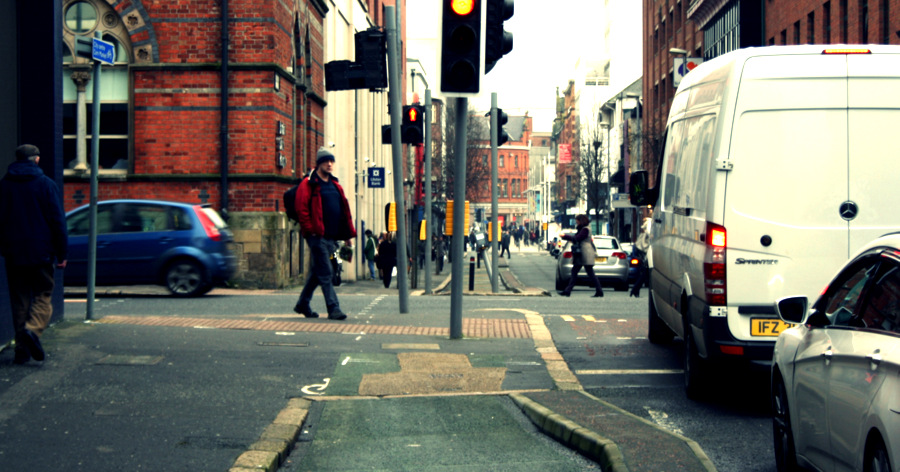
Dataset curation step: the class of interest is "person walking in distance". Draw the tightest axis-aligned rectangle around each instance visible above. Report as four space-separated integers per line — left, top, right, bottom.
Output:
377 232 398 288
364 229 377 280
293 148 356 320
0 145 68 364
558 214 603 298
500 229 511 259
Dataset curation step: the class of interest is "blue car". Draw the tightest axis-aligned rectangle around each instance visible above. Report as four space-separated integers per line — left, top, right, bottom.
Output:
65 200 236 296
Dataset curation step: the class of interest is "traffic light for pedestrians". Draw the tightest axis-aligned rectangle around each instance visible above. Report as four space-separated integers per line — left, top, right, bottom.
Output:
402 105 425 144
484 0 514 74
493 108 509 146
440 0 482 95
74 36 93 60
355 28 387 90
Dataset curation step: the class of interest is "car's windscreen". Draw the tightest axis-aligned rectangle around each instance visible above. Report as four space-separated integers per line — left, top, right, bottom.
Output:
594 238 618 250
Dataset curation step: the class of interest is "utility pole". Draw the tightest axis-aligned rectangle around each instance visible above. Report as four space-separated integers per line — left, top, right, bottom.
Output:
385 6 409 312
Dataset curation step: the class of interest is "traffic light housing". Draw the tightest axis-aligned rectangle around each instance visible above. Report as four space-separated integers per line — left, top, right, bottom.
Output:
440 0 483 95
494 108 509 146
401 105 425 144
74 36 94 60
484 0 514 74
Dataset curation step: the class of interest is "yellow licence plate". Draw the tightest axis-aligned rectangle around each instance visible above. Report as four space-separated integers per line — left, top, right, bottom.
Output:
595 257 607 263
751 318 792 336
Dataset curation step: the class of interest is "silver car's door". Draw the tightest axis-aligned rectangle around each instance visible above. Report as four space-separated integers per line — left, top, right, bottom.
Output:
827 260 900 472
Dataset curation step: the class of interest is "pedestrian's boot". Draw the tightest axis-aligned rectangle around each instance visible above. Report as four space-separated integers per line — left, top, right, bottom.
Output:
592 286 604 298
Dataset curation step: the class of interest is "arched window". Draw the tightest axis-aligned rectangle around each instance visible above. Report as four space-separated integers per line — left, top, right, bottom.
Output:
62 0 132 172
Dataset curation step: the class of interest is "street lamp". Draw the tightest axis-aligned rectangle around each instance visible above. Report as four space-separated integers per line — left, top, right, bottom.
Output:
599 122 610 234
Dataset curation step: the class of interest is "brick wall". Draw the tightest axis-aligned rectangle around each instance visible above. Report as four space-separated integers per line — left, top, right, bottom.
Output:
765 0 900 45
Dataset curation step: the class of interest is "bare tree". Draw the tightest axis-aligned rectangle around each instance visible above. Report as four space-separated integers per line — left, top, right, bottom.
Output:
578 116 607 229
437 105 492 203
631 121 666 186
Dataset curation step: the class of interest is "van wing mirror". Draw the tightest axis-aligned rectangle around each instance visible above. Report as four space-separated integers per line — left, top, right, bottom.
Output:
629 171 658 206
775 296 809 324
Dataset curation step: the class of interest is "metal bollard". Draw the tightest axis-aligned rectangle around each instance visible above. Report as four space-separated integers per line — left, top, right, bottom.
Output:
469 256 475 291
477 249 482 268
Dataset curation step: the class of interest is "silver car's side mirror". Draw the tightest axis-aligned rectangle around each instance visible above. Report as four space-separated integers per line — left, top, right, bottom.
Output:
775 296 809 324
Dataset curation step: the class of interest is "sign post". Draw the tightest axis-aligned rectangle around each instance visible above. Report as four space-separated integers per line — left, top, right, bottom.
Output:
74 32 114 321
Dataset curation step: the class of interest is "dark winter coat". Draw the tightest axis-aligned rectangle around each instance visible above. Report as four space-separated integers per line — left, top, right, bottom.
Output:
0 161 68 266
295 171 357 240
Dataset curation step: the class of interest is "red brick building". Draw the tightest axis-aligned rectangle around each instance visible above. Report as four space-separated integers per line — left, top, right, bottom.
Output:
59 0 394 288
469 114 532 227
551 80 581 222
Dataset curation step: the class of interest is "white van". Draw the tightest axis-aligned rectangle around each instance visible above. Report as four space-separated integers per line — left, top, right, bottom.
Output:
629 45 900 398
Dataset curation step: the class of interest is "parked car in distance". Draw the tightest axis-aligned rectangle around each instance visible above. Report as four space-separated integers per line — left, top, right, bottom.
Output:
555 235 628 291
771 234 899 472
65 200 237 296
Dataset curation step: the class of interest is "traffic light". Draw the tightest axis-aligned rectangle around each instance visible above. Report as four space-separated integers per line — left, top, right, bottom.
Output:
355 28 387 89
401 105 425 144
440 0 482 95
484 0 514 74
493 108 509 146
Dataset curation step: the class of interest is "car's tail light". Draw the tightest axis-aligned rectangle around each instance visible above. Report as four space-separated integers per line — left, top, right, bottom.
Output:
704 222 726 306
612 251 627 260
630 257 640 267
562 251 573 259
194 205 222 242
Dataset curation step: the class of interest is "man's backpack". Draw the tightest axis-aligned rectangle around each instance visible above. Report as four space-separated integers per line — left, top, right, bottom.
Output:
283 183 300 223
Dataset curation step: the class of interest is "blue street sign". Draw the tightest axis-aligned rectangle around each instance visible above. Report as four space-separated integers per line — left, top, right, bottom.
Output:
91 37 115 65
368 167 385 188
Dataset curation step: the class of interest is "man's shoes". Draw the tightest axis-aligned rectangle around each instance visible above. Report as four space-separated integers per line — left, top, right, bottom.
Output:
13 348 30 365
557 291 571 297
21 330 44 361
293 303 319 318
592 290 604 298
328 310 347 321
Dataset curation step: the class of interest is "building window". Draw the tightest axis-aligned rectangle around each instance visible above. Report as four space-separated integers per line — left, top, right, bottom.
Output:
882 0 890 43
860 0 869 43
514 154 518 168
824 2 832 42
808 11 815 43
65 1 97 33
840 0 848 43
62 0 132 173
781 29 787 44
499 154 504 167
500 179 507 198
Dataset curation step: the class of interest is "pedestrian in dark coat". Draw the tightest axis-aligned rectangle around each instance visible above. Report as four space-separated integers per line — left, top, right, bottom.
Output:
0 145 68 363
377 232 398 288
558 214 603 298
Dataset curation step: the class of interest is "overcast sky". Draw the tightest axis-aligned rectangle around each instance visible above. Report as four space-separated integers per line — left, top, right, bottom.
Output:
407 0 604 133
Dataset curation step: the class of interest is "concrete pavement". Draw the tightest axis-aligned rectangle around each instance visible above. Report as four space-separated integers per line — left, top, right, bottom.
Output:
0 244 716 471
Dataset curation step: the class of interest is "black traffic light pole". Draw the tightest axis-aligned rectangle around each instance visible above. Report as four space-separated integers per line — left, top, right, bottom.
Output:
490 93 499 293
386 6 409 312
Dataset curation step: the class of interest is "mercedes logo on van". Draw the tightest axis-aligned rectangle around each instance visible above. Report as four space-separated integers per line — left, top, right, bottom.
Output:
839 201 859 221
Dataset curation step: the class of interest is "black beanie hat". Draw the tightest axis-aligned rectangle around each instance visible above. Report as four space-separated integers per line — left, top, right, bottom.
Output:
15 144 40 161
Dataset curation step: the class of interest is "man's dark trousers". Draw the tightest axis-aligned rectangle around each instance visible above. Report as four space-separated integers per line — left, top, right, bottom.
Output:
297 236 340 315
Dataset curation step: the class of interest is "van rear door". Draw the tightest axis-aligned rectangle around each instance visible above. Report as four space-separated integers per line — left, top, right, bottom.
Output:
847 53 900 250
725 54 850 312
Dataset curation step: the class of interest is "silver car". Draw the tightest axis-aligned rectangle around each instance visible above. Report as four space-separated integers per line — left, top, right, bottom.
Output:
772 234 900 472
555 235 628 291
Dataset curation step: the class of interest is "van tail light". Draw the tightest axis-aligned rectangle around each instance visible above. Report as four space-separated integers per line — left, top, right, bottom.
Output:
704 222 726 306
612 251 627 260
194 205 222 242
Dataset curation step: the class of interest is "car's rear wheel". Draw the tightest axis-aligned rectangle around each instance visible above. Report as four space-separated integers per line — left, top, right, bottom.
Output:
683 316 709 400
648 294 674 344
864 436 891 472
772 374 799 472
165 259 210 297
555 271 566 291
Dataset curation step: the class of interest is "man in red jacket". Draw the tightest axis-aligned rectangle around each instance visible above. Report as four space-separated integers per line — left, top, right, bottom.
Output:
293 148 356 320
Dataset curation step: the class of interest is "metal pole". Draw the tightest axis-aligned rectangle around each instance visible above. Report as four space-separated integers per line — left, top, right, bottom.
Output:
86 31 102 321
449 97 467 339
490 93 499 293
423 89 433 294
385 6 409 312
